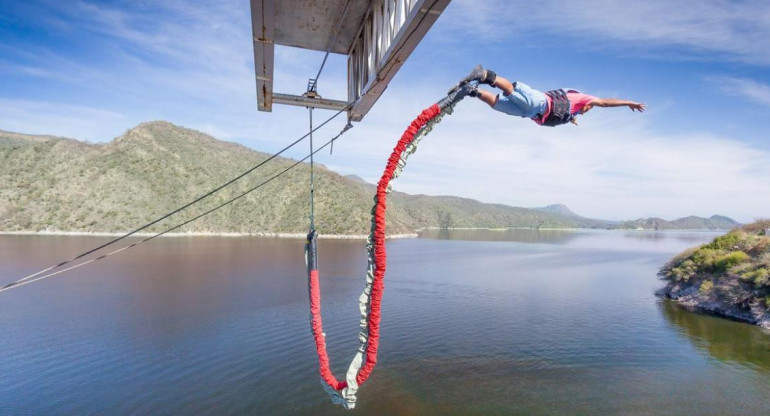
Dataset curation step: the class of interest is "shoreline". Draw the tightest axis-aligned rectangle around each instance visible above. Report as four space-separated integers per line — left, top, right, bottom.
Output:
0 227 729 239
0 230 419 240
417 226 729 232
657 284 770 330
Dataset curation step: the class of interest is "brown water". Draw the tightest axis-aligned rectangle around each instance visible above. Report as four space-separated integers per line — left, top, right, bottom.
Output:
0 231 768 415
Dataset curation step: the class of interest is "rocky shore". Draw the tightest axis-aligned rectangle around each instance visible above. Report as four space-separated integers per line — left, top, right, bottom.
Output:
657 282 770 329
657 221 770 329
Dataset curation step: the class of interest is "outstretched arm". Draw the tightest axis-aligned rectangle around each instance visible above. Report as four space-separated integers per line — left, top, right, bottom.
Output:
591 98 646 112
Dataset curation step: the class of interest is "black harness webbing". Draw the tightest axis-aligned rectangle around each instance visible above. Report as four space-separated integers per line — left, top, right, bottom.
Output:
542 89 572 127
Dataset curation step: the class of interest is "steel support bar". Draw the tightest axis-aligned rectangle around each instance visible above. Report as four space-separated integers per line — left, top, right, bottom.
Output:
273 93 349 111
251 0 275 112
347 0 450 121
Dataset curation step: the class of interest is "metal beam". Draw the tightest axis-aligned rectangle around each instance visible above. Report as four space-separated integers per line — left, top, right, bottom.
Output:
347 0 450 121
272 93 348 111
251 0 275 112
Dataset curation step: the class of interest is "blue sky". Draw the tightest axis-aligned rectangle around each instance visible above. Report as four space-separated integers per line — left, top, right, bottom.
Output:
1 0 769 222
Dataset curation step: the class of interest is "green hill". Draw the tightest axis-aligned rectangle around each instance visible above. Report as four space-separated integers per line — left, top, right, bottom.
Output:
0 121 588 235
0 121 743 235
1 122 390 235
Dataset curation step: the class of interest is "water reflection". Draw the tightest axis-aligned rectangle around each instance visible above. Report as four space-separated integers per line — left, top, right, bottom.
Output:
2 233 768 415
418 228 580 243
621 230 723 244
660 300 770 372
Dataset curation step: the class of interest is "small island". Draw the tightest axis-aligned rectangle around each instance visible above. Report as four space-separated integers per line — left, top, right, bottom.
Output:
657 221 770 329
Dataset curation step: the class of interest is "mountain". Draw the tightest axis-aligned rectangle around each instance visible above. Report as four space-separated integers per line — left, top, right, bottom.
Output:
617 215 741 230
0 122 396 235
534 203 621 228
0 122 741 235
0 122 582 235
535 204 579 217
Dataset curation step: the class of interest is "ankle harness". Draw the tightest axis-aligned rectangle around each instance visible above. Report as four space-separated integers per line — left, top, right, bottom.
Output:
482 70 497 86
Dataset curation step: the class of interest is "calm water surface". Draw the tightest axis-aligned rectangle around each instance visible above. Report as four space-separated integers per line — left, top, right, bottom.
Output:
0 230 768 415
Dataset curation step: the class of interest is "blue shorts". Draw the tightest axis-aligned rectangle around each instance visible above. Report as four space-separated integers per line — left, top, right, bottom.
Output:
492 81 548 119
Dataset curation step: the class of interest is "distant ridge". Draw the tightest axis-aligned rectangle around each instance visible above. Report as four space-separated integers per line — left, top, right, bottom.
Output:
0 122 741 235
534 204 621 228
618 215 740 230
343 174 371 186
535 204 579 217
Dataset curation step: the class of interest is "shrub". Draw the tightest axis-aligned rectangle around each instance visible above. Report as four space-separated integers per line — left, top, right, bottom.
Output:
714 251 750 271
706 232 742 250
738 268 769 286
755 269 770 287
700 280 714 294
738 269 755 282
691 248 723 271
686 248 750 274
666 259 697 281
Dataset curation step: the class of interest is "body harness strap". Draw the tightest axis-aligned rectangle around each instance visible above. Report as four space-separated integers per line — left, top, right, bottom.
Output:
542 89 572 127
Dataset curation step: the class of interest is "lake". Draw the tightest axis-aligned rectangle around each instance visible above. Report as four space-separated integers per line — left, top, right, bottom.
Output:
1 230 769 415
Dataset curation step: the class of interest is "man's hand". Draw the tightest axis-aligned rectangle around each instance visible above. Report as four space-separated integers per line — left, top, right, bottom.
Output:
628 102 646 112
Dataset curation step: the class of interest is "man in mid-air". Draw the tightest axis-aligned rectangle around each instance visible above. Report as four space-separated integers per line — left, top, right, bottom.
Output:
450 65 646 126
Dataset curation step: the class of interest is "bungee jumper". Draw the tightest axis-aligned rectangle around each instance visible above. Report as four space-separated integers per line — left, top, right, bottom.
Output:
302 65 647 409
448 64 646 126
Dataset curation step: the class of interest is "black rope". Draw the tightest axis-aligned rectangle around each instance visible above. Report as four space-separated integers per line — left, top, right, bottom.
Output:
308 107 316 230
0 123 354 293
2 102 353 291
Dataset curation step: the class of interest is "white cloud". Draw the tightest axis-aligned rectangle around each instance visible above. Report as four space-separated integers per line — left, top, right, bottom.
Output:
2 0 768 223
325 82 769 223
0 98 127 141
709 76 770 107
445 0 770 66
